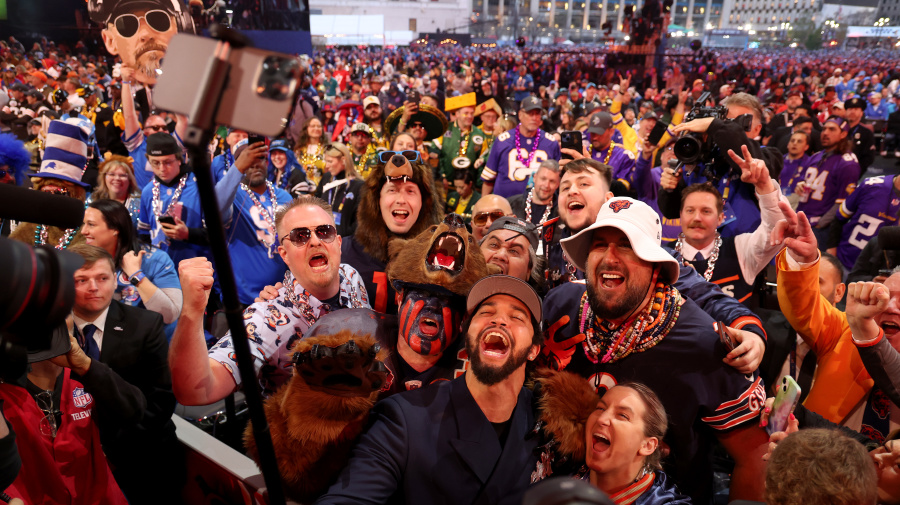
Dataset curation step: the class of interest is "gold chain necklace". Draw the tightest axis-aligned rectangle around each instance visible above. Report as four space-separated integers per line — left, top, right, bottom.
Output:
589 143 614 165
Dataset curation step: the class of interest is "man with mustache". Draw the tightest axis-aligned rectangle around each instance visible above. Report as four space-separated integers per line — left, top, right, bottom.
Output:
90 0 188 86
214 139 293 306
315 275 543 505
545 196 769 503
674 146 786 308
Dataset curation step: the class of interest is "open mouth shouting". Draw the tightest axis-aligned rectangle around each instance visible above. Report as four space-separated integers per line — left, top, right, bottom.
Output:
591 431 611 455
881 320 900 337
308 251 330 273
599 271 625 289
391 208 410 225
479 327 512 360
426 232 465 274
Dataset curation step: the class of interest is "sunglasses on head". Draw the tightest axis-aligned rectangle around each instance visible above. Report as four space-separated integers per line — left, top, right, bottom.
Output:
377 150 421 164
145 124 167 132
113 10 172 37
281 224 337 247
472 210 505 226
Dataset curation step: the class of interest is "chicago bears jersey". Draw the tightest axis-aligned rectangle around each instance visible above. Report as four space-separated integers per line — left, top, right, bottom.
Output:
541 281 765 503
796 151 860 225
482 129 560 198
836 174 900 269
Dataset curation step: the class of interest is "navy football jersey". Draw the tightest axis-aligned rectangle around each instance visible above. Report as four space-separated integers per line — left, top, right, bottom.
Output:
541 281 765 503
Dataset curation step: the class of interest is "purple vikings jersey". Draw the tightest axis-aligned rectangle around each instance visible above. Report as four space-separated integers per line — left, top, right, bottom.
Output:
779 154 809 196
590 143 635 185
796 151 861 225
482 129 561 198
837 175 900 269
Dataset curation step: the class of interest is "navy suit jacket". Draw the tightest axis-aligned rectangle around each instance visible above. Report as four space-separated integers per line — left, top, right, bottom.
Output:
316 374 539 505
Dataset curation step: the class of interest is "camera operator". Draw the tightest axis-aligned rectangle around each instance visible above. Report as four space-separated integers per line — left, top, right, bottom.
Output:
658 92 783 238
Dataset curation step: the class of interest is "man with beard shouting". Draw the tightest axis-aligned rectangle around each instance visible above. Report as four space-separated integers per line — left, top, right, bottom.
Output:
315 275 542 505
543 197 769 503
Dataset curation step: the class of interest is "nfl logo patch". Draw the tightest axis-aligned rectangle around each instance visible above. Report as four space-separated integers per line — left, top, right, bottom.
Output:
72 387 93 408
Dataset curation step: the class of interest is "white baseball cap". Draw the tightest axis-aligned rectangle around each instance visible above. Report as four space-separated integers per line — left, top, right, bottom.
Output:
561 197 680 283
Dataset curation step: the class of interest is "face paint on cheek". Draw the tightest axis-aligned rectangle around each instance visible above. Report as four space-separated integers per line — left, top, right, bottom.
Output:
401 299 426 354
443 306 459 346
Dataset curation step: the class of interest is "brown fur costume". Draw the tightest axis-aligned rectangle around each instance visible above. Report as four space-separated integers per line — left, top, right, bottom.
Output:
385 213 499 297
534 369 600 466
9 178 87 249
244 315 391 503
353 158 443 264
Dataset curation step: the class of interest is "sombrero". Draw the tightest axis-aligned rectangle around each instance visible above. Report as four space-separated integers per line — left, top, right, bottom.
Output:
384 103 448 142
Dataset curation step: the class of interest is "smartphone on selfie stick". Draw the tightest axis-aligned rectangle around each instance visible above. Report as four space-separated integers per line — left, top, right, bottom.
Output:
153 27 301 505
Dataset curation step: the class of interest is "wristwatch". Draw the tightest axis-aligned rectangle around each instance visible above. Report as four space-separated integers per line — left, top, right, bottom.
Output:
129 270 146 286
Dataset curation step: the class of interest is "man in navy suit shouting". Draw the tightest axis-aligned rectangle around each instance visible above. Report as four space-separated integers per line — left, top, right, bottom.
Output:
316 275 543 505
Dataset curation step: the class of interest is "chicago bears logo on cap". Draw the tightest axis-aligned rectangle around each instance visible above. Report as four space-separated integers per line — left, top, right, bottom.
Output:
609 200 632 213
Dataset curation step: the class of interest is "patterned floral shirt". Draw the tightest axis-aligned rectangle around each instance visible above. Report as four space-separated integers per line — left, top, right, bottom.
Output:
208 264 369 397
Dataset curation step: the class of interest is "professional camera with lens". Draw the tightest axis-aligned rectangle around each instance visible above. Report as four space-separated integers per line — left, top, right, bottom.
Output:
0 238 84 381
673 91 751 182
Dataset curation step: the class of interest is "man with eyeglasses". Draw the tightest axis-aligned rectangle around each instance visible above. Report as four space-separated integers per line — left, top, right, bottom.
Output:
136 133 208 266
172 195 369 404
118 63 187 189
470 194 514 242
214 139 293 306
347 122 378 178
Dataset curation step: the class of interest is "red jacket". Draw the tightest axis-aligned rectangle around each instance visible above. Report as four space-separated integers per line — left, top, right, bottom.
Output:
0 369 127 505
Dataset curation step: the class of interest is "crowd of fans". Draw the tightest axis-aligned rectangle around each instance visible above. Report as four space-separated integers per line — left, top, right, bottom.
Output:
2 31 900 505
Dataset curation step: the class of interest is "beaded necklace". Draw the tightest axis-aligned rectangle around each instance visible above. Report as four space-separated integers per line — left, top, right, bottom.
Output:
151 175 188 223
674 232 721 281
525 188 552 225
282 270 319 326
514 126 542 168
34 224 78 250
298 143 324 168
241 181 279 258
589 143 614 164
578 282 682 364
457 126 471 157
355 149 372 178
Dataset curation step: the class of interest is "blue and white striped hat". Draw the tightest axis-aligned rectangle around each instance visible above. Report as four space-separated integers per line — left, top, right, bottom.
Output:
34 117 91 188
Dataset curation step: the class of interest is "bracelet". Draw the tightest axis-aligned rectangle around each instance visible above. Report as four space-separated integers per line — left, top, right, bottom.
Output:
129 270 146 286
122 81 132 85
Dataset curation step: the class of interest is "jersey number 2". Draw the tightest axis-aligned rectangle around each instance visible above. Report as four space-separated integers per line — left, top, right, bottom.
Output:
848 215 884 250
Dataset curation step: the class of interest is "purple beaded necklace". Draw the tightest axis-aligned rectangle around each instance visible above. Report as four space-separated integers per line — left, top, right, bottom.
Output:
514 126 542 167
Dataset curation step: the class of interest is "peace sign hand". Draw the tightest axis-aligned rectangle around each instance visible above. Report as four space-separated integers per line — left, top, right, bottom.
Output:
728 144 774 194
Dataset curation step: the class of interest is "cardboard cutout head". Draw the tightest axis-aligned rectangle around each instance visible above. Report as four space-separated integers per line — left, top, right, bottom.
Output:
88 0 195 86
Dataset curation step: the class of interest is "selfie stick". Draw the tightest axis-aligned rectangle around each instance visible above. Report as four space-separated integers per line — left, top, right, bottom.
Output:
179 25 286 505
